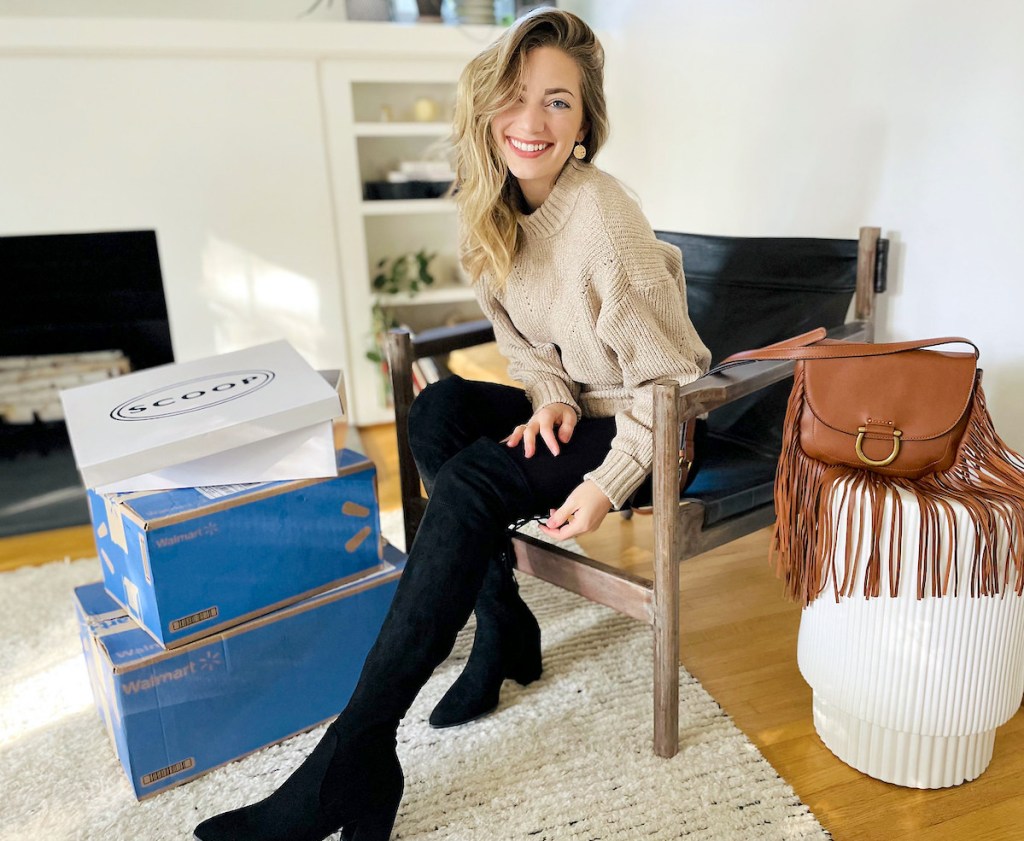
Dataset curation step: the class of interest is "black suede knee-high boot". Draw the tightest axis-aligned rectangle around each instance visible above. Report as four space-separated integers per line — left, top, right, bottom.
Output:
428 538 542 728
408 390 542 730
193 438 536 841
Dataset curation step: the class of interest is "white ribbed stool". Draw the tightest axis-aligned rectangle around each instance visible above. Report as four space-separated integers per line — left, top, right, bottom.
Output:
797 483 1024 788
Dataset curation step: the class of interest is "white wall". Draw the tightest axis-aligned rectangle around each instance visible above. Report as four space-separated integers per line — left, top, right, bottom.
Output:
565 0 1024 449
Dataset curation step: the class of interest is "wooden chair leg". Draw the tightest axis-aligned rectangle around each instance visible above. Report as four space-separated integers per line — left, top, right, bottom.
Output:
653 569 680 758
653 381 680 758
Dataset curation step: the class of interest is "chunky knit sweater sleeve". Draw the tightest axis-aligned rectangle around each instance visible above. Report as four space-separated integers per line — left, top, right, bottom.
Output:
474 285 582 418
580 198 710 507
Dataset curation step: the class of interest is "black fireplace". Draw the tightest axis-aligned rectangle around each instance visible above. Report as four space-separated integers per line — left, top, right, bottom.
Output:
1 230 173 537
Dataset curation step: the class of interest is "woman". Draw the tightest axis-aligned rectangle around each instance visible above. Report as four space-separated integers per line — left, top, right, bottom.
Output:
194 9 709 841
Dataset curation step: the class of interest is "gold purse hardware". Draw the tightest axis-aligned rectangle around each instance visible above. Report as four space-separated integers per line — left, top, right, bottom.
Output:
855 418 902 467
855 426 902 466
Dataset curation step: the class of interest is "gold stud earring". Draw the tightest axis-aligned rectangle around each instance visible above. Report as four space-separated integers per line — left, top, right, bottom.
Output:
573 142 587 160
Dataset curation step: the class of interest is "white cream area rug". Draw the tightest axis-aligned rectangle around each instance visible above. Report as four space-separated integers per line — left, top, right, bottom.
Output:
0 512 829 841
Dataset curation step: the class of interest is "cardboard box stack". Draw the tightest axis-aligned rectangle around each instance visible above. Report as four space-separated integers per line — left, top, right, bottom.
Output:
60 341 402 798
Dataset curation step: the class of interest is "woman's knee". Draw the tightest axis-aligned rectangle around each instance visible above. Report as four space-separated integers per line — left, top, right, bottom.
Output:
431 437 535 514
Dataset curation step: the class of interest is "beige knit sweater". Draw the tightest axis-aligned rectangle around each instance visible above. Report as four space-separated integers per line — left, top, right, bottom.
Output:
473 161 711 508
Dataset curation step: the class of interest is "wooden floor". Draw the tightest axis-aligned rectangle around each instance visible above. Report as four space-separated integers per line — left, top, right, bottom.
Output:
2 422 1021 839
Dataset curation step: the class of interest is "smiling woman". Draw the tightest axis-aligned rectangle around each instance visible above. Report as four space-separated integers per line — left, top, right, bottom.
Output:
193 10 710 841
490 47 588 209
452 7 608 287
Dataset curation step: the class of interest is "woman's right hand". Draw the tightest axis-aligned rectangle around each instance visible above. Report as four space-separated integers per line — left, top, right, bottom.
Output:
502 403 577 458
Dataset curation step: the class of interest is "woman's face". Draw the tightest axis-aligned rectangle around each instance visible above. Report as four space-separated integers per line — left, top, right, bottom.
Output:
490 46 587 210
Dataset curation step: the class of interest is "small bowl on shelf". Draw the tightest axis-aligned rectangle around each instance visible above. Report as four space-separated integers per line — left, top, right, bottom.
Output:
364 180 453 201
421 180 453 199
364 181 415 201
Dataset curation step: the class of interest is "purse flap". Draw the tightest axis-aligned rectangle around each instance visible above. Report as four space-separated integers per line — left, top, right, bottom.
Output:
802 349 977 440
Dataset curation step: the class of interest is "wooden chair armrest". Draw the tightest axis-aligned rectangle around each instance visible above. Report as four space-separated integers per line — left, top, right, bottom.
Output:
674 320 871 420
401 319 496 360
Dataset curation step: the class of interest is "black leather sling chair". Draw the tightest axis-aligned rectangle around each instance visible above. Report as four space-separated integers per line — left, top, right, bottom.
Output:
386 226 888 758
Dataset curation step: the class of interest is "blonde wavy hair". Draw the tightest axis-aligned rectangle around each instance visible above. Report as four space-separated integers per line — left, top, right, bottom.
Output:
451 9 608 287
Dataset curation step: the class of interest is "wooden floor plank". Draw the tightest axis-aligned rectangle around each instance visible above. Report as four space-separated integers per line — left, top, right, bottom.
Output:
0 523 95 571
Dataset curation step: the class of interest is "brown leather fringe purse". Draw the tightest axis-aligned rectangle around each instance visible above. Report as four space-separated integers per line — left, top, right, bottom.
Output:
720 330 1024 605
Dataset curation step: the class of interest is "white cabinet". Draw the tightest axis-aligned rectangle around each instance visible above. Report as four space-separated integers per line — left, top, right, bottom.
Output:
0 19 499 425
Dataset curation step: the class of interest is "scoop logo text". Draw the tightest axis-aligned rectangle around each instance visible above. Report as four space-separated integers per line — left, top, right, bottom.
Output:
110 370 275 421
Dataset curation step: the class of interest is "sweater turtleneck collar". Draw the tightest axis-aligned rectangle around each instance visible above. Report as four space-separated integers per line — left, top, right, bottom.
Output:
516 160 591 239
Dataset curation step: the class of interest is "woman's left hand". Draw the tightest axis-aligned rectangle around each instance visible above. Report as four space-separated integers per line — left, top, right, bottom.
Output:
538 480 613 541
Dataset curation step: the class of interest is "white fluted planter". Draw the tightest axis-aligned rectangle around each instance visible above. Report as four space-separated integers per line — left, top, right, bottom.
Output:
798 483 1024 788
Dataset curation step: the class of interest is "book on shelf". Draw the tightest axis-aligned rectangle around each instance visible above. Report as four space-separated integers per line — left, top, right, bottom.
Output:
410 360 427 395
401 325 442 397
417 355 441 385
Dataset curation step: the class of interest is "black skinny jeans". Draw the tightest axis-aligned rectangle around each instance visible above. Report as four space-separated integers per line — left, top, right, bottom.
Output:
408 375 641 520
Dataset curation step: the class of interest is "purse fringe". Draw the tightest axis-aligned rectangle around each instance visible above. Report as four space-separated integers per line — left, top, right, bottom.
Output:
772 368 1024 604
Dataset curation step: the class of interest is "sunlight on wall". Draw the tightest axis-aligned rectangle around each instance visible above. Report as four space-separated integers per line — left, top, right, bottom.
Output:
202 236 328 366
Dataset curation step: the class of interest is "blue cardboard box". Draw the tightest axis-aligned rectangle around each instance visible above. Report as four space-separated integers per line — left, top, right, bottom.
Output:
87 448 383 648
74 545 404 800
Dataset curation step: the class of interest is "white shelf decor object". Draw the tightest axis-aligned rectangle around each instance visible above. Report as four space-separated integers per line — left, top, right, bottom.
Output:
798 481 1024 788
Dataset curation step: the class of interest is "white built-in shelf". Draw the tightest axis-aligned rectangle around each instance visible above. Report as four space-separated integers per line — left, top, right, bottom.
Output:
0 19 504 61
354 121 451 137
361 199 456 215
375 285 475 305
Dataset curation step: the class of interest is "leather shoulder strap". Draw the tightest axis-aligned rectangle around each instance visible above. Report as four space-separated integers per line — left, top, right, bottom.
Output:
719 334 979 367
704 328 825 377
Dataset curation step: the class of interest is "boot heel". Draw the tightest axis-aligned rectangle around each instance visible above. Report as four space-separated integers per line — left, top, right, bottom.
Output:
507 624 542 685
345 797 401 841
507 653 542 685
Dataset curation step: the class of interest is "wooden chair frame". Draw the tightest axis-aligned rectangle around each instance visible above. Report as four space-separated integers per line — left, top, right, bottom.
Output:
385 226 884 758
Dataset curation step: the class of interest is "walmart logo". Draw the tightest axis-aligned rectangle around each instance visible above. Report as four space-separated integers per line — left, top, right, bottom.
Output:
121 647 224 695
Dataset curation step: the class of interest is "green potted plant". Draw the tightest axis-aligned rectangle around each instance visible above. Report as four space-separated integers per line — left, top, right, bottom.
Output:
366 249 437 403
371 249 437 297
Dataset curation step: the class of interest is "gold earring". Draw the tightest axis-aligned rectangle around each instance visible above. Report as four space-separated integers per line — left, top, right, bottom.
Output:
573 142 587 160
